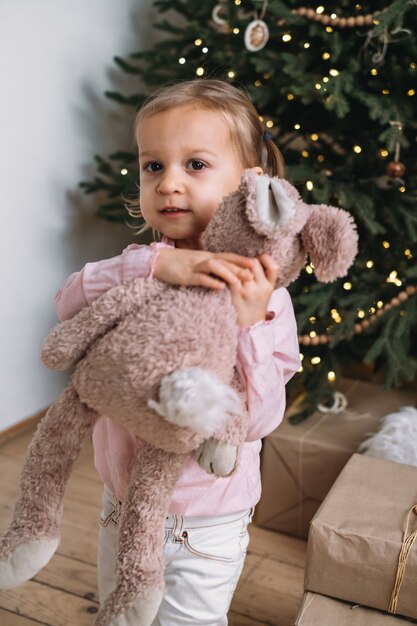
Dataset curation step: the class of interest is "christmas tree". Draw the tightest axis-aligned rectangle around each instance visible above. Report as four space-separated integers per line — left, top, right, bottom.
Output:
81 0 417 419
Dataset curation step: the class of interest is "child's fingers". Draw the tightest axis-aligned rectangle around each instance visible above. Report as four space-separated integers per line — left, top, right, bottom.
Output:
197 259 251 285
259 254 279 284
216 253 255 269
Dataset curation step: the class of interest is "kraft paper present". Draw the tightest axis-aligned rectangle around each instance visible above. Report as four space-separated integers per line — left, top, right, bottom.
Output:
255 379 416 538
295 592 416 625
305 454 417 621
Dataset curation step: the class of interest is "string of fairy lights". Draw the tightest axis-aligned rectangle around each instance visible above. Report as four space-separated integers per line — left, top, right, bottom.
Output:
118 2 416 386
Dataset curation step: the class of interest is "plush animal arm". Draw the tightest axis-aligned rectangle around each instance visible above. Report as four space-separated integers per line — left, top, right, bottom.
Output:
41 277 152 371
301 204 358 282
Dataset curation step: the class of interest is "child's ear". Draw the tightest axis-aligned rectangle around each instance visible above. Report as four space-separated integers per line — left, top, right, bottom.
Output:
250 166 263 176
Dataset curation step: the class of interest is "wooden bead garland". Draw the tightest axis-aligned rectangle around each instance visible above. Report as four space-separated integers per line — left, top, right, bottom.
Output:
294 7 378 28
298 284 417 346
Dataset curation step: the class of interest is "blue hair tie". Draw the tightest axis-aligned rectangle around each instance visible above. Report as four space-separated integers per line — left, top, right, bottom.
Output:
262 130 273 142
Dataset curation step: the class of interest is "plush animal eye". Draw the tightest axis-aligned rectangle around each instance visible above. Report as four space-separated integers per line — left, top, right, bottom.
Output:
187 160 206 171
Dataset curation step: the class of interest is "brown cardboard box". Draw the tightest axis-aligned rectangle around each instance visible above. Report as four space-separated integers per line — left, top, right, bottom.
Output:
305 454 417 621
256 379 416 538
295 592 416 625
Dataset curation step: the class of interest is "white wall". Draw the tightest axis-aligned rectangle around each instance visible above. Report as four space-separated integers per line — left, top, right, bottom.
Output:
0 0 156 432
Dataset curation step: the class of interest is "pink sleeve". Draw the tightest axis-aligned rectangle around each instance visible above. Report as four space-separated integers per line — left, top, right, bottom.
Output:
55 241 170 321
236 288 300 442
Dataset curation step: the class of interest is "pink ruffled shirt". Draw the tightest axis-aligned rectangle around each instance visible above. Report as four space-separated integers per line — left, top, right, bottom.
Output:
55 240 300 515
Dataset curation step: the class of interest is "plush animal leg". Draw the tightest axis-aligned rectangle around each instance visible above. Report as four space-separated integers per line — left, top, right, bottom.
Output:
196 438 238 476
148 367 242 438
95 445 187 626
0 385 97 589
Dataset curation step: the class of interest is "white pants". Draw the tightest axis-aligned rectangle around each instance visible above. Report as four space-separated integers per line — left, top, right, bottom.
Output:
97 489 252 626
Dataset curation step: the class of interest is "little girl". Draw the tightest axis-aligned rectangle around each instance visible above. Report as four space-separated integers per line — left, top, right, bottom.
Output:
55 79 300 626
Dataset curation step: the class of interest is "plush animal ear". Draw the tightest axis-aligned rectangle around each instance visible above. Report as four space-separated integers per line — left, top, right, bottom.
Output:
301 204 358 282
244 172 300 235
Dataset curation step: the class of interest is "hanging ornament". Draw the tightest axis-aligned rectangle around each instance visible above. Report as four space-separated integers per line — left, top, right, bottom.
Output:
244 0 269 52
211 2 232 33
376 121 406 188
212 4 227 26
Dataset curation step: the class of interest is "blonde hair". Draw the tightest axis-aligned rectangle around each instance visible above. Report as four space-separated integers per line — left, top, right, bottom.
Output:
127 79 285 233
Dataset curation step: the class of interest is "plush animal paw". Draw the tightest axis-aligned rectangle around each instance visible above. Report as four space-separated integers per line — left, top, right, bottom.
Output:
95 589 163 626
0 537 59 589
148 368 241 438
196 438 238 477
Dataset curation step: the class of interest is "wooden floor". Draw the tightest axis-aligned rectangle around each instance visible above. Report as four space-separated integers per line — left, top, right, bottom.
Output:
0 426 306 626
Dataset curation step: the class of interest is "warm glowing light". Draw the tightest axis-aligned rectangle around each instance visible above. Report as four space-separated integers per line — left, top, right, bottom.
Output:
202 47 208 53
366 260 374 268
266 120 274 128
302 150 309 157
383 241 390 249
298 365 304 373
311 133 319 141
255 80 262 87
317 154 325 162
228 71 235 78
259 116 264 122
343 282 352 290
309 316 316 323
235 0 241 4
305 264 314 274
263 72 271 79
315 83 322 90
330 13 337 19
405 249 412 259
196 67 205 76
179 57 186 64
322 52 330 60
399 186 406 193
233 27 240 34
329 69 339 77
369 307 376 314
306 180 314 191
121 168 128 175
309 331 317 338
300 353 304 361
358 310 365 319
382 89 390 95
328 371 336 382
294 123 301 130
282 33 292 42
377 301 383 309
379 149 389 158
371 69 378 76
304 42 310 48
323 77 330 83
326 26 333 32
287 93 295 100
194 38 202 46
311 356 321 365
353 145 362 153
316 6 325 13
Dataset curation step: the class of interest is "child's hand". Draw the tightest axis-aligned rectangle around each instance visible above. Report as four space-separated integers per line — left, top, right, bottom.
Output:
154 247 254 290
229 254 279 327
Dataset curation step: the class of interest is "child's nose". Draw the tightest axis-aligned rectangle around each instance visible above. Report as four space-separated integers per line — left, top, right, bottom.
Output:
157 168 185 194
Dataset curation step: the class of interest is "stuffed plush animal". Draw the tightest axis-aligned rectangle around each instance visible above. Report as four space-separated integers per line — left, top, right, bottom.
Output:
0 170 358 626
359 406 417 466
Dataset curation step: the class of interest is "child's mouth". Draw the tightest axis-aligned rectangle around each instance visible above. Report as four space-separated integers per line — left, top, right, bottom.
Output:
160 207 190 216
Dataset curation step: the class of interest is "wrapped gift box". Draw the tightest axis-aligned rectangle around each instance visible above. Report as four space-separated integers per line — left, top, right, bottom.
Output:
255 379 416 538
305 454 417 621
295 592 415 625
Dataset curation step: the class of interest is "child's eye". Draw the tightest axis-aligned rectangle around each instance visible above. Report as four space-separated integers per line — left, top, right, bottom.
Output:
187 160 206 171
144 162 162 172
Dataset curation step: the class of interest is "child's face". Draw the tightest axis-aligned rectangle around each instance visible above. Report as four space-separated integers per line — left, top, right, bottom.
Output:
137 105 248 248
